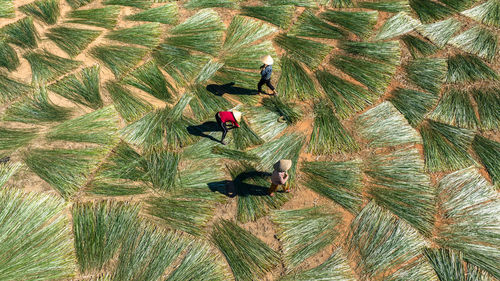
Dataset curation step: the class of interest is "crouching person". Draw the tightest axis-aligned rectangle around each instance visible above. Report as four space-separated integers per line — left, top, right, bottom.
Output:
268 159 292 196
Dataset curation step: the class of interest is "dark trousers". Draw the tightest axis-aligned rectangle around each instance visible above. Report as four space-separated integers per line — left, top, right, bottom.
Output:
215 113 228 143
258 78 275 92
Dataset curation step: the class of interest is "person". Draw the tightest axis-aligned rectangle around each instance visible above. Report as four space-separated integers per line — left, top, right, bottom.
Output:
215 110 242 145
258 55 278 96
268 159 292 196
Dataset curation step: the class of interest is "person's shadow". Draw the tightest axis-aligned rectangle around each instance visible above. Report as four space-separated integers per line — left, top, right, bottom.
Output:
187 121 221 142
208 170 271 198
206 82 257 96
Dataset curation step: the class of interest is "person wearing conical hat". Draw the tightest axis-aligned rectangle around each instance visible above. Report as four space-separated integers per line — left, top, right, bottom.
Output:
269 159 292 196
258 55 278 96
215 110 242 145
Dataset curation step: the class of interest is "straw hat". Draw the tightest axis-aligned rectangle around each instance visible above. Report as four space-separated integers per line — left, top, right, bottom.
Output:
261 55 274 65
232 110 242 123
274 159 292 172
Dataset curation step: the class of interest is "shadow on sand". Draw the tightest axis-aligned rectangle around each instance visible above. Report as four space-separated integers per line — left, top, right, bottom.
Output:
206 82 257 96
208 171 272 198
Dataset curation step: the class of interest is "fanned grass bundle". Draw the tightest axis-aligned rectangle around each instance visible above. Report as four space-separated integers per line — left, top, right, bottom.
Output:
348 201 428 279
223 16 276 53
47 106 119 145
154 46 211 87
0 73 31 102
106 23 161 48
195 59 224 83
166 241 230 281
290 10 346 39
19 0 59 25
472 135 500 186
401 34 438 59
405 58 447 94
98 142 145 181
211 146 260 161
66 7 120 29
185 0 237 9
355 101 421 147
47 27 101 57
146 193 216 235
462 0 500 27
176 160 227 194
339 40 401 65
65 0 94 9
24 50 81 84
48 65 102 109
279 249 357 281
430 89 478 129
72 201 140 273
210 67 261 102
231 118 264 150
449 26 498 62
275 35 332 70
143 149 180 191
331 55 396 93
0 0 14 18
124 61 174 102
417 18 461 47
472 88 500 130
121 94 196 150
357 0 409 12
188 84 232 121
245 106 287 141
409 0 455 23
24 147 107 198
105 82 153 122
446 54 498 83
166 9 224 56
2 17 39 49
86 180 146 197
384 256 438 280
437 0 475 11
0 40 19 71
365 147 435 236
375 12 419 40
0 162 21 187
112 224 187 281
103 0 150 9
241 5 295 28
436 167 500 278
212 219 279 281
424 248 488 281
309 102 358 155
321 10 378 38
228 163 292 222
262 96 301 125
90 45 147 78
0 127 38 151
252 133 304 184
0 188 74 281
126 3 178 24
420 120 475 172
268 0 317 7
224 40 276 69
302 160 363 213
4 89 72 124
271 207 340 270
388 87 437 126
277 56 319 100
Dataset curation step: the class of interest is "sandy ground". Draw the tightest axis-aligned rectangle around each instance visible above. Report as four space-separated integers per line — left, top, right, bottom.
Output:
2 0 499 280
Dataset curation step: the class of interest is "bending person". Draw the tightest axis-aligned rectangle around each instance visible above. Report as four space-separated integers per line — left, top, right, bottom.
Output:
215 110 241 145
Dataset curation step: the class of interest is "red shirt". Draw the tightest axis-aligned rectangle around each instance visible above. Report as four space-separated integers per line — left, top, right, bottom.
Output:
218 111 240 127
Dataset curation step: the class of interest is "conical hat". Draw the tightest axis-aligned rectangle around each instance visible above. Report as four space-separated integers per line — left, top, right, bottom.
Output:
261 55 274 65
232 110 242 123
273 159 292 172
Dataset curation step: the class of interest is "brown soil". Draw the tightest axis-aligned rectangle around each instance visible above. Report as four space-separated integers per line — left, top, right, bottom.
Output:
2 1 500 281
